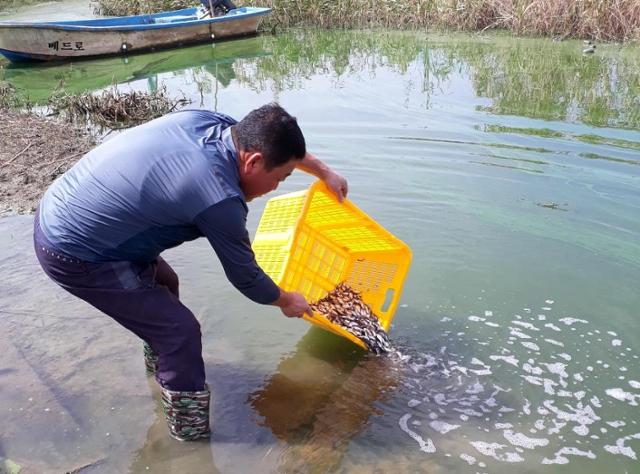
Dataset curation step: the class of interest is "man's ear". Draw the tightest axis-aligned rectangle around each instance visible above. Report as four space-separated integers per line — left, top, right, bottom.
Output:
243 152 264 175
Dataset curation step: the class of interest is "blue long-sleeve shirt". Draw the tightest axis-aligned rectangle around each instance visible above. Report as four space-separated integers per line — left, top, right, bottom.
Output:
38 109 280 304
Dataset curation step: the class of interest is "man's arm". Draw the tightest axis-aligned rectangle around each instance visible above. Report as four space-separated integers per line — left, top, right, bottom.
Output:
194 198 311 318
296 152 349 202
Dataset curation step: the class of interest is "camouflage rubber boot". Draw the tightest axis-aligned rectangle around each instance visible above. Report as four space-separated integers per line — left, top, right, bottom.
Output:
143 342 159 375
161 385 211 441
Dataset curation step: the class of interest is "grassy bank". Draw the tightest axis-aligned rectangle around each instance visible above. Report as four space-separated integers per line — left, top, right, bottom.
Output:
90 0 640 42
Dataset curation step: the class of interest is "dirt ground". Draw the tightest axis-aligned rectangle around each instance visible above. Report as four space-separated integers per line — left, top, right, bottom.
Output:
0 109 96 215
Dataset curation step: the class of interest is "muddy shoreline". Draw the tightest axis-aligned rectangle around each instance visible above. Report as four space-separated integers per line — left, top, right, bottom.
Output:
0 110 96 215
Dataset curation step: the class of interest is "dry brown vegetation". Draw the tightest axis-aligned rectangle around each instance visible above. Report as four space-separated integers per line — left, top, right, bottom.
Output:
49 85 191 129
92 0 640 42
243 0 640 42
0 110 96 214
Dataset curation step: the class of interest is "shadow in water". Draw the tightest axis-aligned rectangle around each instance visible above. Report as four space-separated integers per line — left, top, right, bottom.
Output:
249 327 401 473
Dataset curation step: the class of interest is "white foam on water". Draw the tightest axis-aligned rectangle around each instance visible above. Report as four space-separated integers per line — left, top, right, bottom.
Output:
489 355 519 367
470 357 487 366
534 419 546 430
460 453 476 465
545 362 568 379
495 423 513 429
604 433 640 460
484 311 493 317
547 419 567 435
620 366 627 372
408 399 421 408
522 398 531 415
538 314 546 321
590 396 601 407
510 328 532 339
543 379 558 396
544 323 562 332
440 317 452 322
573 372 584 383
573 425 589 436
545 300 554 305
611 339 622 347
523 308 531 313
470 368 492 376
523 363 544 375
541 307 552 311
512 321 540 331
605 420 625 428
429 420 460 434
558 317 588 326
466 381 484 394
557 353 572 361
629 380 640 389
434 393 448 406
521 341 540 351
542 447 596 465
607 331 618 337
605 388 639 406
453 407 483 417
485 322 500 327
503 429 549 449
484 397 497 408
543 399 600 435
470 441 524 463
522 375 543 386
399 414 436 453
469 315 485 322
573 390 585 400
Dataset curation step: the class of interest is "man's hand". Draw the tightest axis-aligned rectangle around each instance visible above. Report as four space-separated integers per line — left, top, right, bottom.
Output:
296 152 349 202
272 289 313 318
323 170 348 203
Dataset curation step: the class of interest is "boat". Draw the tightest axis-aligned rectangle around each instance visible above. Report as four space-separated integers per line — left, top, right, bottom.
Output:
0 6 271 62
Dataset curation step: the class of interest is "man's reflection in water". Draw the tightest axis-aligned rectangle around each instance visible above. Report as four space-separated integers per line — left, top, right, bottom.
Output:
249 328 401 473
128 378 220 474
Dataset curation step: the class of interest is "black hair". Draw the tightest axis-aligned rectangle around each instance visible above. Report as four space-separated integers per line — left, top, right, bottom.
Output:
234 103 306 170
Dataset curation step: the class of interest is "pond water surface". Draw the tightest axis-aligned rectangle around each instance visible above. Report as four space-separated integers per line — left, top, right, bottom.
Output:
1 11 639 474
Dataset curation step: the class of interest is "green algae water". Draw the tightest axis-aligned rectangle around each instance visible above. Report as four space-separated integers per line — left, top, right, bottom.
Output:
1 25 639 473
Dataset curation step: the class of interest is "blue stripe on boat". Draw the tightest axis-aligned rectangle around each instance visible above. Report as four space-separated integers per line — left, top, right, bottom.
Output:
0 7 270 32
0 48 35 62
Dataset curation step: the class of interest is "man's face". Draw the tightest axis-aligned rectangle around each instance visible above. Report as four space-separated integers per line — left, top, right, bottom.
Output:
240 152 297 202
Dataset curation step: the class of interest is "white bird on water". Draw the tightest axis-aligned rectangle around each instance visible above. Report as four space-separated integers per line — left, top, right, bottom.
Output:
583 40 596 54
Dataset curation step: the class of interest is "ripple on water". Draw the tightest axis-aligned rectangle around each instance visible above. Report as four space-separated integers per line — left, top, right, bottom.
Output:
392 298 640 470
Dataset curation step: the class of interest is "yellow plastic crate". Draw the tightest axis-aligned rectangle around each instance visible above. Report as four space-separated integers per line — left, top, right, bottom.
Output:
252 180 412 350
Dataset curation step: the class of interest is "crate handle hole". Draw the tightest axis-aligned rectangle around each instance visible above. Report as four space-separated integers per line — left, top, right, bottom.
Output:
381 288 395 313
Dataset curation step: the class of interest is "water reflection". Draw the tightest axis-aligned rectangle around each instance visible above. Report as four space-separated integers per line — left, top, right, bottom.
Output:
2 30 638 130
233 31 639 130
250 328 400 473
2 37 268 104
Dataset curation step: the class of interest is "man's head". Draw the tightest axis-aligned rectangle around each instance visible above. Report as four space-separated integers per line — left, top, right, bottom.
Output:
234 103 306 201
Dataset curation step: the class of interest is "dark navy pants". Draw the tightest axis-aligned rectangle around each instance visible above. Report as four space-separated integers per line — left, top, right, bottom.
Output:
33 211 205 392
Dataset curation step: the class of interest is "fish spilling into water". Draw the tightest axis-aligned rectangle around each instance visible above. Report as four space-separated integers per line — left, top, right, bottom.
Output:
311 283 393 354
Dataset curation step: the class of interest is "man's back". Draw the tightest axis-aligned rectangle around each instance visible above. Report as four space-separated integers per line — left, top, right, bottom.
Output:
39 110 242 262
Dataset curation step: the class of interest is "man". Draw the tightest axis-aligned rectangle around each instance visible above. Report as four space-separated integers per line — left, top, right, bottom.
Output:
198 0 236 18
33 104 348 441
